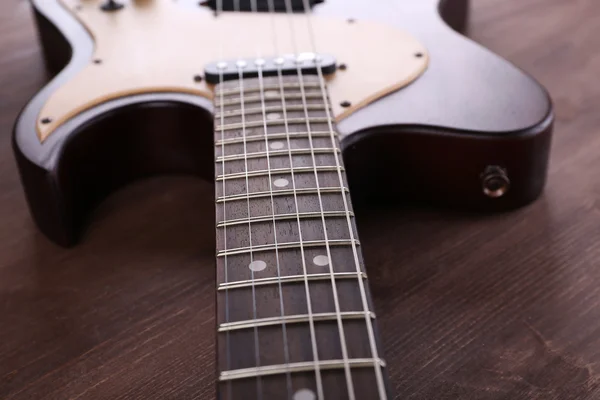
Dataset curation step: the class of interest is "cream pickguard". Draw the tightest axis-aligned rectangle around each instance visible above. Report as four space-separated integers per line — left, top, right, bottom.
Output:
36 0 428 141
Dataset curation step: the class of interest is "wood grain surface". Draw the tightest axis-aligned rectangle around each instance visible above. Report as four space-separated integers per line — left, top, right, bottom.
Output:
1 0 599 399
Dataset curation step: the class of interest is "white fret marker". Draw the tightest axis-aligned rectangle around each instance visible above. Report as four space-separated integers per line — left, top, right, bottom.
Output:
267 113 281 121
248 260 267 272
273 178 289 188
270 141 285 150
293 389 316 400
313 255 330 267
265 90 279 98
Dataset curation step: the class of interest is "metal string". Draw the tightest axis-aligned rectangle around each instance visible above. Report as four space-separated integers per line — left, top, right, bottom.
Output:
217 3 268 399
218 1 385 398
237 68 264 400
264 1 327 398
298 0 388 398
215 2 234 400
235 3 268 400
251 0 294 397
283 0 355 398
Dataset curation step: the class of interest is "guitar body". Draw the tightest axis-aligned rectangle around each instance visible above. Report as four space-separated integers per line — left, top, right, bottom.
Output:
12 1 554 398
13 0 553 248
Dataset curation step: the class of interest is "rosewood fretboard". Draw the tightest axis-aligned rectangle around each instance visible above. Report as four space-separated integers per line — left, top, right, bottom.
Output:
214 75 390 400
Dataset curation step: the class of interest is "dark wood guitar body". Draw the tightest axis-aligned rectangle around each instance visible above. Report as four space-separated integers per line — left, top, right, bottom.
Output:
13 0 552 249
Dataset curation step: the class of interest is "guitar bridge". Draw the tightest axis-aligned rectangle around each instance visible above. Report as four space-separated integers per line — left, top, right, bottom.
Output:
204 53 337 84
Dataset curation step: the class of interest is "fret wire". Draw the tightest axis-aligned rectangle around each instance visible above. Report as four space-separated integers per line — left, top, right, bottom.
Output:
305 9 387 397
237 65 264 399
218 311 376 332
216 82 322 97
212 51 384 400
216 147 340 162
216 117 330 131
218 271 367 291
215 91 326 107
215 104 330 119
219 358 387 382
217 166 343 181
275 63 324 396
209 17 384 400
217 186 349 203
215 131 334 146
216 210 353 228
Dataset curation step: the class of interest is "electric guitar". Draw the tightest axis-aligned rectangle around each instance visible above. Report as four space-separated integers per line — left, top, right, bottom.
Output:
12 0 554 398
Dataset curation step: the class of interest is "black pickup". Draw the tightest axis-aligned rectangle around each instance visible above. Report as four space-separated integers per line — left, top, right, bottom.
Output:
201 0 324 12
204 53 336 84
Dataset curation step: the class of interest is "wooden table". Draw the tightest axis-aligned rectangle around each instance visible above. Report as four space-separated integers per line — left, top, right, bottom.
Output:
1 1 599 399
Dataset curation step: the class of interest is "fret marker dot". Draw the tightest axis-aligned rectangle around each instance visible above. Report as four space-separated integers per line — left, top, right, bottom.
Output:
270 141 285 150
267 112 281 121
248 260 267 272
294 389 316 400
313 255 330 266
273 178 289 188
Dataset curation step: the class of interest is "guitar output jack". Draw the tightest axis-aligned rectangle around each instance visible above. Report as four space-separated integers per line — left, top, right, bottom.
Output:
481 166 510 198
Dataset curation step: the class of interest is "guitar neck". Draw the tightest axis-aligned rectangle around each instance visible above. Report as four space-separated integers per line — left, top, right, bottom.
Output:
214 75 390 399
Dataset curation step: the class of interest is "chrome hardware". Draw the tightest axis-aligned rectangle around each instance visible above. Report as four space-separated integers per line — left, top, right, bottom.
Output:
205 54 337 84
481 166 510 198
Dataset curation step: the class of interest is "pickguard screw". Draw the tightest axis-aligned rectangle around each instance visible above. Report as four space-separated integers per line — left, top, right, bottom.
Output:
41 117 52 124
93 59 103 64
347 18 356 24
415 52 424 58
194 75 203 82
340 101 351 108
338 63 347 71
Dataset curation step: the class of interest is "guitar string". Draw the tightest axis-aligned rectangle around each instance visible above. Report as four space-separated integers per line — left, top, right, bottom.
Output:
266 0 326 398
298 0 388 398
218 2 379 398
215 1 233 400
284 0 355 398
251 0 294 397
217 3 279 399
238 69 264 400
236 3 267 400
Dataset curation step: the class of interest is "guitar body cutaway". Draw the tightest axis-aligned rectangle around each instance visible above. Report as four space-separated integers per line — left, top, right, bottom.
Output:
13 0 553 247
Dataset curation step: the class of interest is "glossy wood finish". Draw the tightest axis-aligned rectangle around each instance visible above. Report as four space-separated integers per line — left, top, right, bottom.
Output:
13 0 553 248
3 1 596 400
